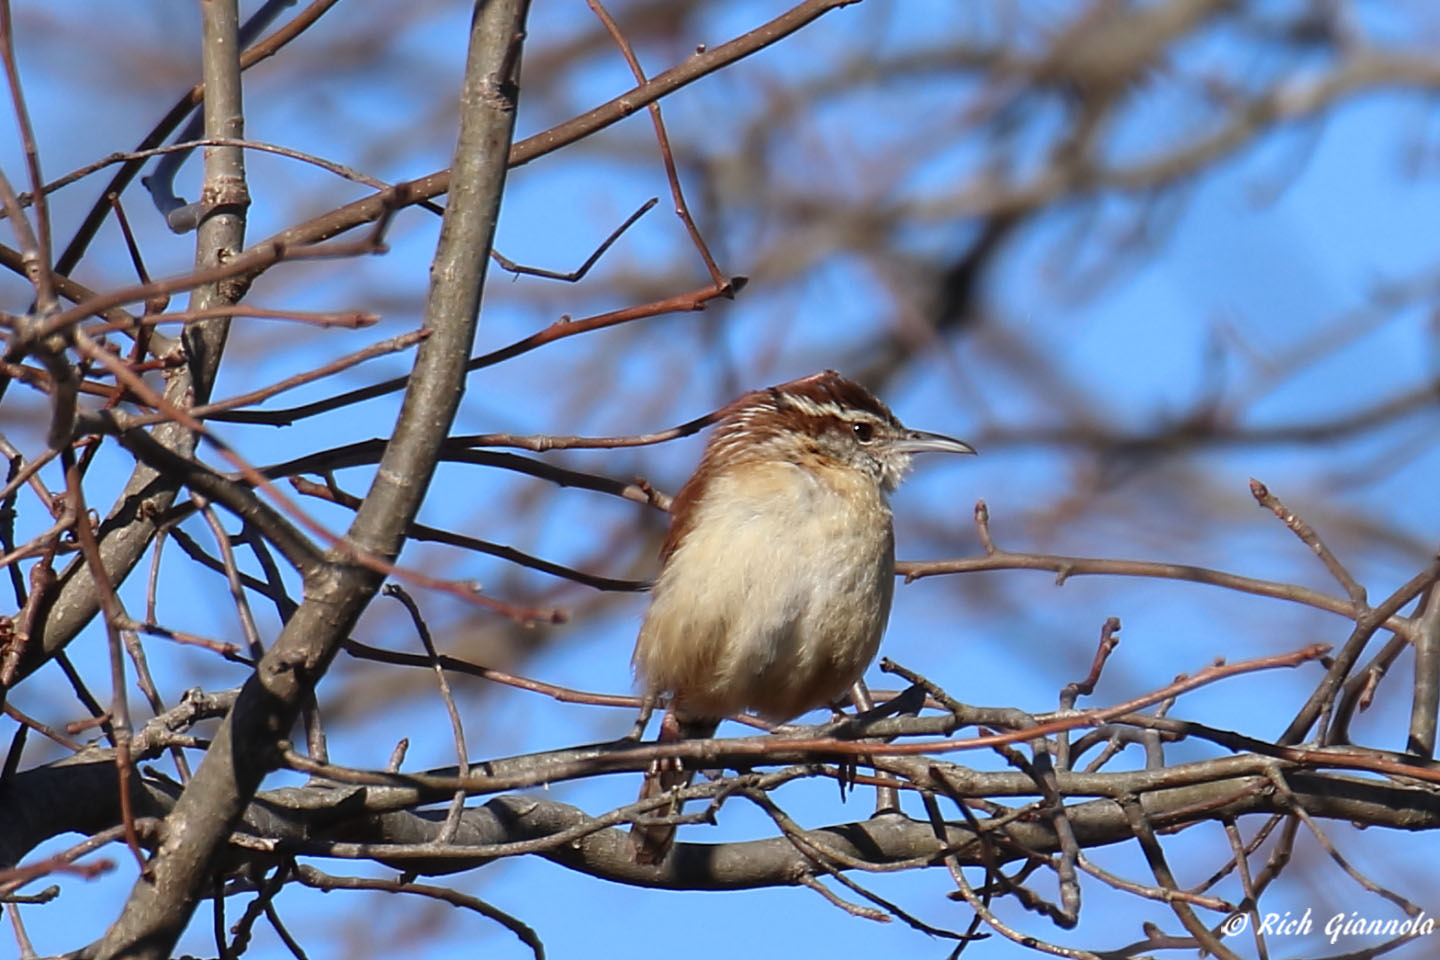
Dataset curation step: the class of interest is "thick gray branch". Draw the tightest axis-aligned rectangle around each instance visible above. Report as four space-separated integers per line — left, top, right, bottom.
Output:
7 757 1440 895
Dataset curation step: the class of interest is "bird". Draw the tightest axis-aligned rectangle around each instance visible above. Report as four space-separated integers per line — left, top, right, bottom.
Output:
628 369 975 864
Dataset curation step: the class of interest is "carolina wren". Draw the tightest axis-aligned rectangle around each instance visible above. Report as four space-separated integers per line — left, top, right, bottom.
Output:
629 370 974 863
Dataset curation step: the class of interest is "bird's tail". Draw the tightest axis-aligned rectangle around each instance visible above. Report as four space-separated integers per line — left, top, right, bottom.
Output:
629 712 718 865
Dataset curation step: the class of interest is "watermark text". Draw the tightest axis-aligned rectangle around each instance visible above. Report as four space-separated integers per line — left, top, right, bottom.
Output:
1221 908 1434 945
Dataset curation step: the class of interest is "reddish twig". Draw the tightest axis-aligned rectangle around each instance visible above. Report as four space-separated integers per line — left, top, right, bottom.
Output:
212 278 746 426
1062 617 1121 705
79 334 562 624
136 328 426 424
88 304 379 335
27 212 396 347
2 703 83 752
0 841 119 897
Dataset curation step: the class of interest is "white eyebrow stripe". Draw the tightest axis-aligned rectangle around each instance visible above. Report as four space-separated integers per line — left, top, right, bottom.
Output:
781 395 831 418
766 393 891 425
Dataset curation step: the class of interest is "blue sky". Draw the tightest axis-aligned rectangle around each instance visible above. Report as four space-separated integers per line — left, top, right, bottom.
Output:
7 1 1440 958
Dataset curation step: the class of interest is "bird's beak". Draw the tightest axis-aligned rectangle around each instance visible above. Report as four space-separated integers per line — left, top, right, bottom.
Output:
891 429 976 456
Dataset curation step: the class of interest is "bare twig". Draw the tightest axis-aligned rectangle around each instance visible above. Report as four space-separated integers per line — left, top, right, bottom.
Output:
588 0 729 289
1279 559 1440 745
195 499 264 659
901 501 1416 638
1120 797 1241 960
292 864 543 959
212 279 745 426
291 476 647 591
384 584 470 842
1061 617 1122 706
64 452 145 874
1250 478 1366 606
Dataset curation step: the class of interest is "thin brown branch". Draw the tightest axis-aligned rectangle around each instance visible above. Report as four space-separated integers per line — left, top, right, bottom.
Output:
27 221 393 349
900 502 1415 639
194 499 264 659
81 340 560 624
588 0 728 289
87 304 380 336
1062 617 1122 705
339 636 680 716
1279 558 1440 745
383 584 469 842
449 404 723 451
490 196 657 281
141 328 425 423
1120 797 1241 960
2 702 83 752
64 451 146 875
211 278 745 426
0 825 125 897
259 441 664 511
291 476 647 592
292 864 543 960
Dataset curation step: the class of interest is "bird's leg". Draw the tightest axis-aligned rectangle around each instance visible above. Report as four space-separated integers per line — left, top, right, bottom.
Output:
630 711 717 864
827 686 861 801
849 680 900 813
654 709 687 779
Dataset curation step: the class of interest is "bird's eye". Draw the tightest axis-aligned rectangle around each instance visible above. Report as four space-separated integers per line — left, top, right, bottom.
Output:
852 421 874 443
